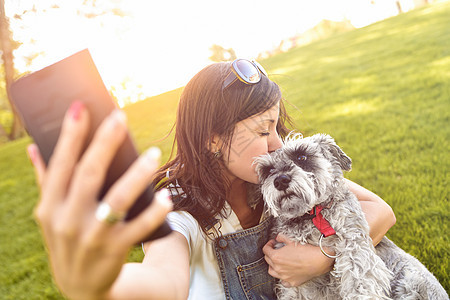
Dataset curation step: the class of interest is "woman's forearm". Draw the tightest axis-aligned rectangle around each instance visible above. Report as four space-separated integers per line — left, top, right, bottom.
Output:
345 179 396 245
108 232 190 300
107 263 187 300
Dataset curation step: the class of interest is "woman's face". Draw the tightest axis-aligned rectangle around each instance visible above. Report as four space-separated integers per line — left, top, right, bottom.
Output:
221 103 283 184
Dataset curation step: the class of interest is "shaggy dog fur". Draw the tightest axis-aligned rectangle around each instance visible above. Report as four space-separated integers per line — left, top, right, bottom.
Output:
254 133 448 300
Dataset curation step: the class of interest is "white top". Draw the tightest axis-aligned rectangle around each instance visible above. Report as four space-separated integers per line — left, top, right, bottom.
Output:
166 204 264 300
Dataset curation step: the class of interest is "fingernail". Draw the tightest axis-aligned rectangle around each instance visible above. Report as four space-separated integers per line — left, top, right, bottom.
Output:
27 144 36 165
156 189 172 207
111 109 127 124
106 109 127 129
145 147 161 162
68 101 84 121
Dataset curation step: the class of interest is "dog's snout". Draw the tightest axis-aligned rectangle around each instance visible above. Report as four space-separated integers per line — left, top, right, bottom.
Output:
274 174 291 191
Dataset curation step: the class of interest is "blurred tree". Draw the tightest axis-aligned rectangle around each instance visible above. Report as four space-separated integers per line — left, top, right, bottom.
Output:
0 0 24 140
209 44 236 62
395 0 403 14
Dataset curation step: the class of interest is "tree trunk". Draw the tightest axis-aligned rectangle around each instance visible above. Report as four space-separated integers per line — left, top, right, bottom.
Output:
0 0 24 140
396 1 403 14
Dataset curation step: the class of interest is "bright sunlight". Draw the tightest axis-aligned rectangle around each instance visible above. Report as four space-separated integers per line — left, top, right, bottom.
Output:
6 0 421 106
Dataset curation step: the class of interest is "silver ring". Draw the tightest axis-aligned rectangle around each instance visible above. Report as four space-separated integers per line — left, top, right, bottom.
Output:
319 234 341 259
95 202 125 225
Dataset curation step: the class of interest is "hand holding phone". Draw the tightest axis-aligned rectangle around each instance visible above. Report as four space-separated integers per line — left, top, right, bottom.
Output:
11 49 172 242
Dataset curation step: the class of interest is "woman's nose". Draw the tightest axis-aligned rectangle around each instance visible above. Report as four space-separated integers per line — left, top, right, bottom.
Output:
269 133 283 153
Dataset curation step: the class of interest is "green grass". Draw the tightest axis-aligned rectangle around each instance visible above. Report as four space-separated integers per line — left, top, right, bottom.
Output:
1 2 449 298
262 2 450 292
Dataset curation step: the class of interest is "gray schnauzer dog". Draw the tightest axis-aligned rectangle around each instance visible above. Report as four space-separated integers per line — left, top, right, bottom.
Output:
255 133 448 300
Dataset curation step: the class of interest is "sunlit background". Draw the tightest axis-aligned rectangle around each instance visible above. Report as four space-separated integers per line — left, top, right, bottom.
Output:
6 0 421 107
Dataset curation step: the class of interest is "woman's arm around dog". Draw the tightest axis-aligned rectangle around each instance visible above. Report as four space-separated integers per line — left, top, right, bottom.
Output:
345 178 396 245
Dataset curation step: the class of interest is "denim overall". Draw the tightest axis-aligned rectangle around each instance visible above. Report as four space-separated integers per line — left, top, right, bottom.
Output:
213 217 277 300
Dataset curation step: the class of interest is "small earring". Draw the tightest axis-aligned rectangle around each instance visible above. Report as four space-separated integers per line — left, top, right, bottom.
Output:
214 150 222 158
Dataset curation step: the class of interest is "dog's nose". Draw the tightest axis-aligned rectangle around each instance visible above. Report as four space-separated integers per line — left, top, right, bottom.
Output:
274 174 291 191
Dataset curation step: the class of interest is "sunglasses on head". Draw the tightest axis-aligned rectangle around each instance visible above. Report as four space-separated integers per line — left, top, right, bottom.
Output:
222 59 268 90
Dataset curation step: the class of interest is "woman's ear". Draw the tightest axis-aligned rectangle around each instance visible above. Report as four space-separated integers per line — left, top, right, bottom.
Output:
210 135 224 159
210 135 221 152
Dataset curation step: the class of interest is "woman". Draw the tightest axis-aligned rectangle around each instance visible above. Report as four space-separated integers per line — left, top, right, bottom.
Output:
28 59 396 299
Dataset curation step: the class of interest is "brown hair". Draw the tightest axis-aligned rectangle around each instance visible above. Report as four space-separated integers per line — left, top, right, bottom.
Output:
153 62 292 234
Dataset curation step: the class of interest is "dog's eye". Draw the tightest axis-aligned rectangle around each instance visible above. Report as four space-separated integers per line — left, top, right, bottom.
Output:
297 155 307 162
259 165 275 180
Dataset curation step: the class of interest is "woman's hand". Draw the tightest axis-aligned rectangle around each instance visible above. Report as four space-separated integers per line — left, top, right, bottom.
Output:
28 102 172 300
263 234 334 287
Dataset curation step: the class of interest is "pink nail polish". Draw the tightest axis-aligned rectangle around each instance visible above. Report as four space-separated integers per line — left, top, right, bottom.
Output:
27 144 36 165
68 101 84 120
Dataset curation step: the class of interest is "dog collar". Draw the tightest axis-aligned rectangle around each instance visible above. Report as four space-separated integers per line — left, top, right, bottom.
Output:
290 205 336 237
310 205 336 237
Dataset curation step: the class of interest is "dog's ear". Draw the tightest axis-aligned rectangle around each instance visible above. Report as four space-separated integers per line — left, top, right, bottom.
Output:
311 134 352 171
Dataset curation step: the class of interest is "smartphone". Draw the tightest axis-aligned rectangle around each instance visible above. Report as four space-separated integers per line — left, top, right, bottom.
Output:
10 49 172 241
